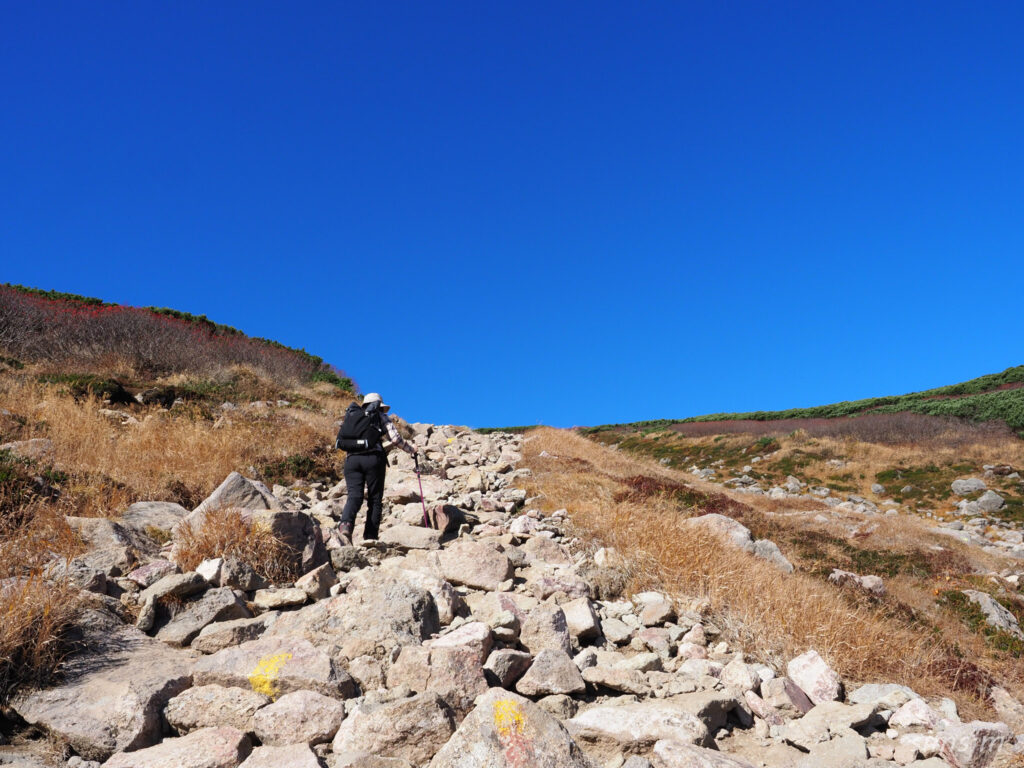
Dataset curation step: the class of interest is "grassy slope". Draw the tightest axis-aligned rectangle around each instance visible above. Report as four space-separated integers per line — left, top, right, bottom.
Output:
523 428 1024 720
0 287 363 700
1 283 355 393
587 365 1024 435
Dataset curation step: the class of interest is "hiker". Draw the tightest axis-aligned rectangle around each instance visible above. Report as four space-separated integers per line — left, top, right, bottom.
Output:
335 392 418 545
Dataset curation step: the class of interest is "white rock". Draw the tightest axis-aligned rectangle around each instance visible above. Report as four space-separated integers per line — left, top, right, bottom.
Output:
890 698 941 729
195 558 224 585
239 744 321 768
653 739 757 767
786 650 842 705
251 689 345 746
164 685 269 735
951 478 987 496
566 701 709 753
562 598 601 641
101 726 251 768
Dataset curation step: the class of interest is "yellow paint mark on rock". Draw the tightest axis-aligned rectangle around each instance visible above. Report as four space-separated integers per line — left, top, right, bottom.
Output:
493 698 526 740
248 652 292 699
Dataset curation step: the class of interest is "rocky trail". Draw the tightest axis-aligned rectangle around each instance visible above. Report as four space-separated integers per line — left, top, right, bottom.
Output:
2 423 1022 768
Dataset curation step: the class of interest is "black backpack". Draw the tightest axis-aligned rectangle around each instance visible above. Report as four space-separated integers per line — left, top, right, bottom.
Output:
335 402 383 453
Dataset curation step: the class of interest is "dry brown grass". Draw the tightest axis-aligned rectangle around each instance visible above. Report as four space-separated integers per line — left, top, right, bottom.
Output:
778 432 1024 503
174 507 297 583
616 425 1024 520
0 364 353 700
0 372 351 510
0 502 82 702
523 427 1024 718
0 576 79 702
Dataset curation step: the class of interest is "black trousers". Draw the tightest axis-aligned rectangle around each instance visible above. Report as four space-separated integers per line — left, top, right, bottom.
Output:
341 451 387 538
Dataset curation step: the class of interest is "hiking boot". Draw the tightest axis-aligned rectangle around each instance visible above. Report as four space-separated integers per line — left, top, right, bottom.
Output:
362 527 379 543
338 523 353 547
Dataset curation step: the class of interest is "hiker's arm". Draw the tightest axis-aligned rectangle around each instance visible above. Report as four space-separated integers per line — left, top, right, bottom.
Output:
381 412 417 455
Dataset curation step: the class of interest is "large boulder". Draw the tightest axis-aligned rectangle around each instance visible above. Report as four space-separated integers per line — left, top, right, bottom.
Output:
251 689 345 746
139 571 207 604
120 501 189 538
332 692 456 765
192 472 280 516
951 478 987 496
581 666 650 696
779 701 876 751
427 689 596 768
652 740 757 767
100 726 251 768
520 536 573 567
425 621 493 663
566 701 709 756
0 438 53 461
561 598 601 641
750 539 794 572
65 517 157 575
127 560 179 589
485 649 534 688
192 612 280 655
386 646 489 714
378 563 466 625
380 524 443 551
164 684 269 735
253 587 307 611
437 540 514 591
786 650 842 705
515 649 586 697
192 635 356 699
12 609 193 761
519 603 571 655
793 731 868 767
240 744 322 768
678 514 754 551
937 720 1012 768
962 590 1023 638
847 683 917 710
267 572 439 660
329 755 414 768
155 588 252 647
761 677 814 715
385 474 448 505
977 490 1005 512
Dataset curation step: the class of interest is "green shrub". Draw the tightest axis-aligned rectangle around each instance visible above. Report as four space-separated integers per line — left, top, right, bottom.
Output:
310 369 354 392
258 447 340 486
938 590 1024 657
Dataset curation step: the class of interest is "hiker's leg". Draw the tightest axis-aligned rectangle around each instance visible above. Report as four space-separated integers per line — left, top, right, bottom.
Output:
363 452 386 539
340 455 365 530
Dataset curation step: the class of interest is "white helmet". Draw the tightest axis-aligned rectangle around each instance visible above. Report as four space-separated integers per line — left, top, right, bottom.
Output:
362 392 390 412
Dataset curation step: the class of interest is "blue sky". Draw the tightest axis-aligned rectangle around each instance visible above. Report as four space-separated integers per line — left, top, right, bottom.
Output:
2 2 1022 427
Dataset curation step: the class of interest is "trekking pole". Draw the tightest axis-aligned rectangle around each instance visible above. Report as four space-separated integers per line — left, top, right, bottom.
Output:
415 454 429 528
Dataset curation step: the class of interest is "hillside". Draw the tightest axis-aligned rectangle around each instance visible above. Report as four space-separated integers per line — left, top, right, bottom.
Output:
588 366 1024 437
0 283 353 392
0 286 362 723
570 367 1024 759
2 290 1024 767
